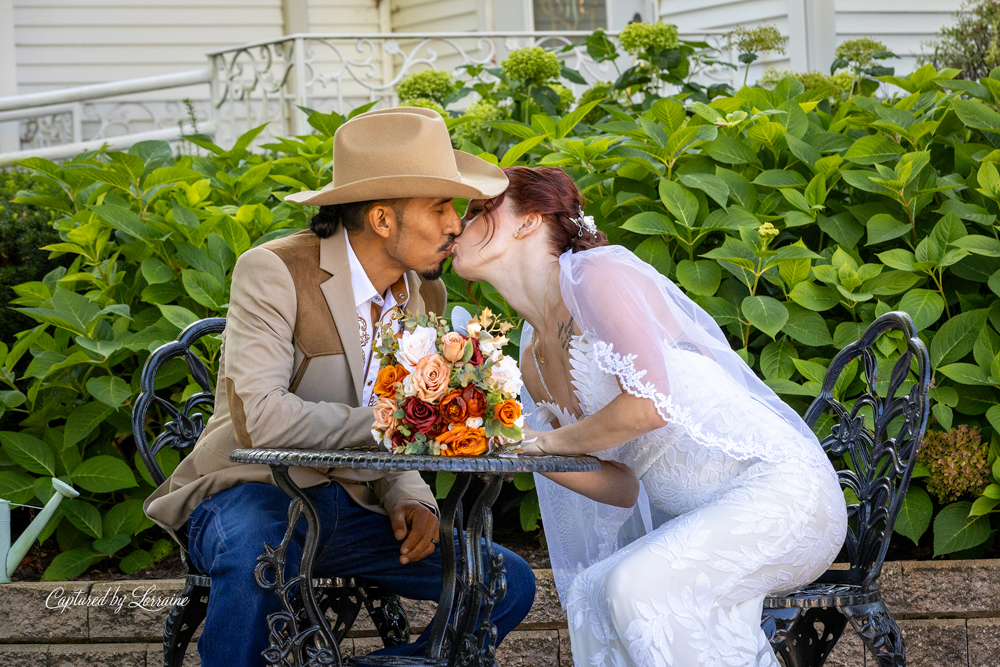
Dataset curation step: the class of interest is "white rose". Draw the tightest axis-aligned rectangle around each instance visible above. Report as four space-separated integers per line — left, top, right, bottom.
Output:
489 355 523 397
466 417 484 429
397 326 438 372
401 375 417 397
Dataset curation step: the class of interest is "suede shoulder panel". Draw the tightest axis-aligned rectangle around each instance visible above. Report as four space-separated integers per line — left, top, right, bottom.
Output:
263 231 345 390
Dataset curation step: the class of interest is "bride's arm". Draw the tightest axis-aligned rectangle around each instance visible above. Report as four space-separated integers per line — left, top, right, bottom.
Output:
538 459 641 508
524 391 666 457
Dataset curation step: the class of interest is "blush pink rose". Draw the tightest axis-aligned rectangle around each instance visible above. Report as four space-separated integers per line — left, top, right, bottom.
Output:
373 396 399 435
441 332 468 363
411 354 452 403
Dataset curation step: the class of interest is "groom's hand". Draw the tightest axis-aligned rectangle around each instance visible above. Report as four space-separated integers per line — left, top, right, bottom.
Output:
390 500 440 565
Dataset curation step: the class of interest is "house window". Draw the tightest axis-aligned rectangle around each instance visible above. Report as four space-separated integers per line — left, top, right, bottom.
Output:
533 0 608 31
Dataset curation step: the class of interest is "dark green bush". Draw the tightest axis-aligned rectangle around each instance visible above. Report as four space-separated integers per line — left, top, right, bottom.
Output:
920 0 1000 81
0 169 67 346
3 32 999 579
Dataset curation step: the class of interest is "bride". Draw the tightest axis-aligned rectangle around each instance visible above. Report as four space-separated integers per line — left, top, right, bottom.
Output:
451 166 848 667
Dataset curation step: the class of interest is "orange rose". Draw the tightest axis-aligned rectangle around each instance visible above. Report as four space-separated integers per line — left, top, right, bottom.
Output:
494 400 522 427
441 332 468 363
411 354 452 403
462 385 487 418
436 425 488 456
374 364 408 398
438 389 469 424
373 396 399 434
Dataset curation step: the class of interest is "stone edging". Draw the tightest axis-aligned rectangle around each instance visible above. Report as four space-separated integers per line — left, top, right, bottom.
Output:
0 560 996 667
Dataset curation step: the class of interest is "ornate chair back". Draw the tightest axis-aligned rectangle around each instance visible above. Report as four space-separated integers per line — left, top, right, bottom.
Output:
803 311 930 592
132 318 226 489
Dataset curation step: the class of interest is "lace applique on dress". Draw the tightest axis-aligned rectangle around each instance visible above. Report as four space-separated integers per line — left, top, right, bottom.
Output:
590 340 831 471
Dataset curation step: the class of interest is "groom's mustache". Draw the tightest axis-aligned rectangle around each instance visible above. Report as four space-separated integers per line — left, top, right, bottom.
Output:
439 235 457 253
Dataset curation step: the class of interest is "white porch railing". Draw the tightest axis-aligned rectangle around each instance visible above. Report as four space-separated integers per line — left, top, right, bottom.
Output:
0 30 735 167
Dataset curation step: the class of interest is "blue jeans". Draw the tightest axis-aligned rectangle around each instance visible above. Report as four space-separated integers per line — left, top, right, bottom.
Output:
186 482 536 667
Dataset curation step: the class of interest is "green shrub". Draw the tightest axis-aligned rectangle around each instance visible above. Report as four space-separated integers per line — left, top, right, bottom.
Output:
400 97 448 118
467 62 1000 556
501 46 561 85
618 21 680 55
396 69 457 106
1 126 316 579
832 38 898 96
451 99 507 149
724 25 788 86
759 68 853 100
920 425 990 503
920 0 1000 81
5 33 1000 576
0 170 67 347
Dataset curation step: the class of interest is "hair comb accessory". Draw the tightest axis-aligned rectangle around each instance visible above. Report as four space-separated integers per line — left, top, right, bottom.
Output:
571 207 597 237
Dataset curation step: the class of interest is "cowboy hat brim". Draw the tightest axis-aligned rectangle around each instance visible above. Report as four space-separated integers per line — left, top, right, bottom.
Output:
284 150 508 206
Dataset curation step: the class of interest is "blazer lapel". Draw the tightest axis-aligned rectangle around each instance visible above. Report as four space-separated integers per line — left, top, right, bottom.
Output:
318 232 365 402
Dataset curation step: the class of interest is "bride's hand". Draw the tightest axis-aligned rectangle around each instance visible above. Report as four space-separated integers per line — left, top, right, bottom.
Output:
518 426 555 456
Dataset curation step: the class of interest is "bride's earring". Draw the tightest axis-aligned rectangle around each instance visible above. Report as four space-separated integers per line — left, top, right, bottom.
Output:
513 230 519 238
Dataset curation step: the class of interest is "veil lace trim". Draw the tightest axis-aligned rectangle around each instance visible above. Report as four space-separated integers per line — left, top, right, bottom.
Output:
591 339 831 469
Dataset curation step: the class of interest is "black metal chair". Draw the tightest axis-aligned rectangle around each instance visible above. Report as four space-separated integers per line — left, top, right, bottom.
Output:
133 318 410 667
761 312 931 667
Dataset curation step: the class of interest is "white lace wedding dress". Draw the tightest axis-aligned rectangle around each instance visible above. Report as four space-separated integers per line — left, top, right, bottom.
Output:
524 247 848 667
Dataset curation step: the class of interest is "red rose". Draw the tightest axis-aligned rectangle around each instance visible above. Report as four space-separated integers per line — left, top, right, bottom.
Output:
390 429 407 452
402 397 441 434
469 338 485 366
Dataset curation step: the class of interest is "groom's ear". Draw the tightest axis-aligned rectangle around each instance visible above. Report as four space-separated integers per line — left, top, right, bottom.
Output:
367 202 398 239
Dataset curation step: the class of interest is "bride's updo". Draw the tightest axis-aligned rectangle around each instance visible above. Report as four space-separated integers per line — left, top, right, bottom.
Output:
486 166 608 253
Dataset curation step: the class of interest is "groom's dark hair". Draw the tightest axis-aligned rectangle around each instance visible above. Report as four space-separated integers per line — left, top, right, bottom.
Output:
309 200 407 237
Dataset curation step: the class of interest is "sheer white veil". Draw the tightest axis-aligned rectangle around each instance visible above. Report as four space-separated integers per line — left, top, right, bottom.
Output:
520 322 659 608
520 245 828 606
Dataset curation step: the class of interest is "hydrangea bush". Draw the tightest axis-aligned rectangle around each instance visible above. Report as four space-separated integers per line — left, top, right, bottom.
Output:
920 425 990 503
3 25 1000 579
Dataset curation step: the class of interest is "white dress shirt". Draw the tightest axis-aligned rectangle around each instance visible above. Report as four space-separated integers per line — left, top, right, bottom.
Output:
344 228 410 407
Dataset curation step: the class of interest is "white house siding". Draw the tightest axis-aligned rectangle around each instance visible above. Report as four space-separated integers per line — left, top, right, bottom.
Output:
658 0 793 84
13 0 285 97
388 0 483 90
833 0 963 76
304 0 385 115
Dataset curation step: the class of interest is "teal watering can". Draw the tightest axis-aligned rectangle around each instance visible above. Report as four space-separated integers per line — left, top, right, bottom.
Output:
0 478 79 583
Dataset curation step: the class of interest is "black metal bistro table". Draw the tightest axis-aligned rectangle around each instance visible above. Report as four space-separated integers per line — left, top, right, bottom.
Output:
229 448 599 667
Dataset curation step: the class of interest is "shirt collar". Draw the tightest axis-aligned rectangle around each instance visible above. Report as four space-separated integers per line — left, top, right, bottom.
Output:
343 227 411 310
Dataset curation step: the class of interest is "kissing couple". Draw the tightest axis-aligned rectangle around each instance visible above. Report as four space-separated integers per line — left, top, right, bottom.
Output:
145 107 846 667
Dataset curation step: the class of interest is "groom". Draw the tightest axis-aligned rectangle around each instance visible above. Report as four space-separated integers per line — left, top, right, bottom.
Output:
144 107 535 666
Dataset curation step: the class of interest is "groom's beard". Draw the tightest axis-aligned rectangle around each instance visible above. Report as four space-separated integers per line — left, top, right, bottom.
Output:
418 236 457 280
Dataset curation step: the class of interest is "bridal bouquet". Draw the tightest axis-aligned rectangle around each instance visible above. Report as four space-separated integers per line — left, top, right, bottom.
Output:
371 308 525 456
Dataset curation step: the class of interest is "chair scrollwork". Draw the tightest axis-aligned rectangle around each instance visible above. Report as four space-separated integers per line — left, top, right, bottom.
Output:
804 312 931 592
131 317 226 486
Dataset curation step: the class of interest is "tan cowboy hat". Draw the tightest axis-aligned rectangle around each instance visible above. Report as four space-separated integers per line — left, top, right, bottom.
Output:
284 107 508 206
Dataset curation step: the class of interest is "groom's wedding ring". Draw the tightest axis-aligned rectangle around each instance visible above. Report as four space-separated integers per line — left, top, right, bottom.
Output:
431 538 440 546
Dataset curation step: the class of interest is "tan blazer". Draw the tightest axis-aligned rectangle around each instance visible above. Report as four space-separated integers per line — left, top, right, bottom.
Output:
144 229 444 536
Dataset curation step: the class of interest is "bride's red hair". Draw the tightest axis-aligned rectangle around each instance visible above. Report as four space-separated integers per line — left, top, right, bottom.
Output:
483 166 608 254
